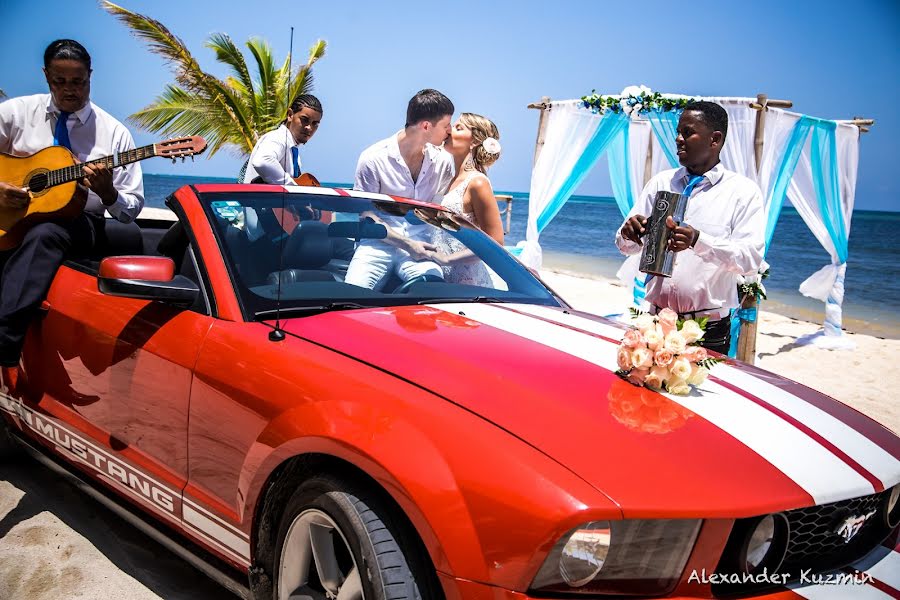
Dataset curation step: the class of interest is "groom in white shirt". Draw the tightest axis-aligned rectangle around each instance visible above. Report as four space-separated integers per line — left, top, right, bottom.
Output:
345 89 455 291
616 100 765 354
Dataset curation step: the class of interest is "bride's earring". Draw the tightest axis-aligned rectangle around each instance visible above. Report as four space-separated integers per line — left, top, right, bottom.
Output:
463 155 476 172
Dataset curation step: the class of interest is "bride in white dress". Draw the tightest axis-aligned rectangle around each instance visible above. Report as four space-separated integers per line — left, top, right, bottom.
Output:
429 113 504 285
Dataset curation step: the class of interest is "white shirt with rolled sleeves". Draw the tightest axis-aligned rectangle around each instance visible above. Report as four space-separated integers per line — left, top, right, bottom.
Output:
243 124 300 186
345 133 455 290
615 163 765 315
0 93 144 223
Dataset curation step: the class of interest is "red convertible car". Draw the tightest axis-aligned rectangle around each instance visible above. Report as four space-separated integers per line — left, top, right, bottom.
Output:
1 184 899 600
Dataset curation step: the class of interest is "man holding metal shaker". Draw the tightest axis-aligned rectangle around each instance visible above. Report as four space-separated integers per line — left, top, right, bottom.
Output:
615 101 765 354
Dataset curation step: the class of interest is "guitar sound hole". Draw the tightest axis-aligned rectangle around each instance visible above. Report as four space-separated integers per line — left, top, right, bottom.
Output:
28 173 49 193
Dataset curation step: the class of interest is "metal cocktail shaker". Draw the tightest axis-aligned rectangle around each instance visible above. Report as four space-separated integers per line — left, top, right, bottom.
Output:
639 191 688 277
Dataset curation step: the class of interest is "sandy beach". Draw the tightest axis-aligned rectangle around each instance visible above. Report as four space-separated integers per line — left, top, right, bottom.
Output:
1 269 898 599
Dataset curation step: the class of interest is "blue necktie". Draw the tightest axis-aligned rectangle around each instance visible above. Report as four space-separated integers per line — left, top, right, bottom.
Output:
681 174 704 199
54 111 72 150
290 146 300 178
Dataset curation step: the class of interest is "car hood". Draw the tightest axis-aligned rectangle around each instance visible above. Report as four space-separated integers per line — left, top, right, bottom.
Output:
280 302 900 518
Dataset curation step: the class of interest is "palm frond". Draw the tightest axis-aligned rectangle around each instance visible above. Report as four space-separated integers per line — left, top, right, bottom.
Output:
206 33 256 116
105 2 325 156
102 1 203 92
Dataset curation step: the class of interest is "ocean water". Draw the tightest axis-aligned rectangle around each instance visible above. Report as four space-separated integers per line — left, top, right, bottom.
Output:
144 174 900 338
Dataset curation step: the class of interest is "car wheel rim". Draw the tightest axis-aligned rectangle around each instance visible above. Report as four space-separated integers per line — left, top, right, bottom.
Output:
278 508 364 600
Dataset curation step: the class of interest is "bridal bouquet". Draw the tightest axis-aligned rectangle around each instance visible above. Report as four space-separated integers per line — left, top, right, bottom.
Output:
615 308 722 395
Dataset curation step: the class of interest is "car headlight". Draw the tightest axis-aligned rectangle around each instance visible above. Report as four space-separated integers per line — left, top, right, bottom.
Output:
531 519 702 596
884 484 900 529
739 513 789 574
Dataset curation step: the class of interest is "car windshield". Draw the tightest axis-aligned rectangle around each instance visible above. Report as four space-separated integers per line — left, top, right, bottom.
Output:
199 191 561 319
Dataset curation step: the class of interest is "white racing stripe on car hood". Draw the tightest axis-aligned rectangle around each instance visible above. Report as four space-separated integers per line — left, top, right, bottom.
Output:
429 303 874 504
510 303 900 493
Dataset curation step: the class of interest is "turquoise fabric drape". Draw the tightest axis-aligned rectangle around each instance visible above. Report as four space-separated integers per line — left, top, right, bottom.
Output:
764 117 811 252
647 108 681 169
607 120 634 217
536 111 630 233
810 121 848 264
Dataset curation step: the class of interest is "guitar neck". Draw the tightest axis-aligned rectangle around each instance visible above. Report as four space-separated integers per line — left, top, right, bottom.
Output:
49 144 158 187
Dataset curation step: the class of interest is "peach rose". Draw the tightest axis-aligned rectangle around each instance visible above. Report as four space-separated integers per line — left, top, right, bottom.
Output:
617 346 632 371
682 345 708 363
654 348 675 367
645 365 669 390
631 347 654 369
688 364 710 386
622 328 645 349
657 308 678 336
664 330 687 354
626 367 649 386
666 377 691 395
670 357 692 380
680 319 705 344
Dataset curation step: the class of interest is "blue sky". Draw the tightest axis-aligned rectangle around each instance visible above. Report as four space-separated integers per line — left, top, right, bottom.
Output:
2 0 898 211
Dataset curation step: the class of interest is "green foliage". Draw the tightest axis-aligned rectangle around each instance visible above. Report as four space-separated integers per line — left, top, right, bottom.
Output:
697 357 725 370
580 89 693 115
103 1 326 157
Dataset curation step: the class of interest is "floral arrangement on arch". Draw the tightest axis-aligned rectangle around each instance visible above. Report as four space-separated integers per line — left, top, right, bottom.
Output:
616 308 723 395
581 85 693 116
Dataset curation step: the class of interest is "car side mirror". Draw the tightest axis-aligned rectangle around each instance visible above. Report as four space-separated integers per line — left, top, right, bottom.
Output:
98 256 200 308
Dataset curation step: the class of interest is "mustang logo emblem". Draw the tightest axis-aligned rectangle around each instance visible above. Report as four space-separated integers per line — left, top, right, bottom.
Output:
835 510 877 543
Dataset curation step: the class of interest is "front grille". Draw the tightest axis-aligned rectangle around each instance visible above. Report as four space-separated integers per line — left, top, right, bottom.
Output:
781 491 885 570
713 489 895 596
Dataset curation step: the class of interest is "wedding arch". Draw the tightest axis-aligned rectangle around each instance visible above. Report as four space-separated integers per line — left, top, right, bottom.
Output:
516 87 872 358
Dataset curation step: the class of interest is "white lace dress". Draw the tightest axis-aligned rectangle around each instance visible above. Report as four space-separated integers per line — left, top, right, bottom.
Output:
433 173 493 286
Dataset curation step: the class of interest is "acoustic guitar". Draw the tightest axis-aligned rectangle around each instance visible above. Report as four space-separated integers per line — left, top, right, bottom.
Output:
0 136 207 250
251 171 328 233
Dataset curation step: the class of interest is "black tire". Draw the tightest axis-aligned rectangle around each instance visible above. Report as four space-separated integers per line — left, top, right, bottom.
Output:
272 475 435 600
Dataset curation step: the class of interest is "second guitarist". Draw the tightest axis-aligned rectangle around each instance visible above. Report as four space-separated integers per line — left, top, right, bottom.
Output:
0 39 144 379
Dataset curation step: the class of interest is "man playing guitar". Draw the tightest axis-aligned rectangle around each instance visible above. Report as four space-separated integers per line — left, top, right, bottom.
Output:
0 39 144 385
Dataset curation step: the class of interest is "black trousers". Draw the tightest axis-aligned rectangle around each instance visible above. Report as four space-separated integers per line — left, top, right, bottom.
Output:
699 316 732 355
0 213 104 366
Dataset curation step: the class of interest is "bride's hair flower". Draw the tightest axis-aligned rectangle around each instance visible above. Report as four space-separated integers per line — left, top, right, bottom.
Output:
481 137 501 155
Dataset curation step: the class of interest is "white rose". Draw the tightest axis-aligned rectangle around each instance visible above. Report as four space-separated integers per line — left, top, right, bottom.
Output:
639 84 652 96
481 137 501 155
633 313 655 331
620 85 643 97
664 331 687 354
687 365 709 386
632 102 643 114
643 325 663 351
666 377 691 396
680 320 705 344
621 102 633 115
670 357 692 380
631 347 654 370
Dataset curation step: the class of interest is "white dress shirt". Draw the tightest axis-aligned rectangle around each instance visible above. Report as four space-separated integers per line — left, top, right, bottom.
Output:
615 163 765 314
243 124 300 185
354 133 454 242
0 93 144 223
354 132 454 201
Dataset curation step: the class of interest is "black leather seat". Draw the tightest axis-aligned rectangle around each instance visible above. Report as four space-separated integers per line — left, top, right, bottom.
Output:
96 219 144 257
266 221 340 285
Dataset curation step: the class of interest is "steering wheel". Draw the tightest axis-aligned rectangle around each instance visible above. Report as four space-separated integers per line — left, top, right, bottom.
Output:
393 273 444 294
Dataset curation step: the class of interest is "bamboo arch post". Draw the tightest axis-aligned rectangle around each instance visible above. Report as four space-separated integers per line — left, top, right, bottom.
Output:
738 94 792 364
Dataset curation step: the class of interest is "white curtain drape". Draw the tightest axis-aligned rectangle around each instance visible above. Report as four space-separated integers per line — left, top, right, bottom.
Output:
789 121 859 349
519 101 603 268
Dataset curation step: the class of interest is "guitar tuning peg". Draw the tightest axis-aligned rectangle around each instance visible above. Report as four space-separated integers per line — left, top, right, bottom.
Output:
171 157 176 164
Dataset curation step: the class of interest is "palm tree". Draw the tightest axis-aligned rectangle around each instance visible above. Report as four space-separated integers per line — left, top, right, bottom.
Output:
103 1 326 157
